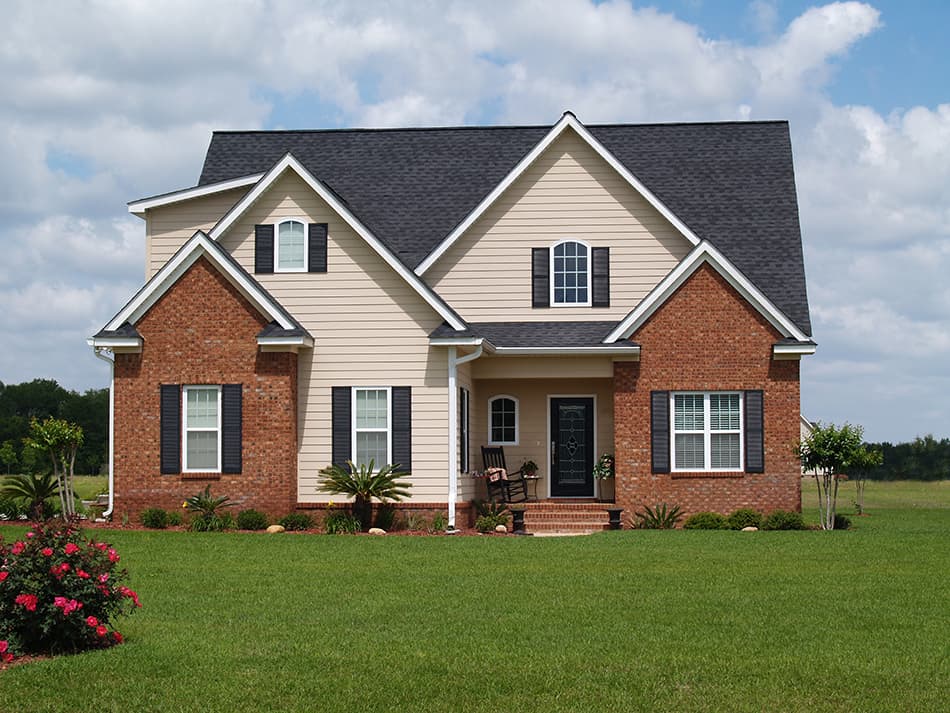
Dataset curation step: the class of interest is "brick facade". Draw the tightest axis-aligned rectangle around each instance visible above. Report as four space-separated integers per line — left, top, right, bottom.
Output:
613 263 801 518
113 256 298 520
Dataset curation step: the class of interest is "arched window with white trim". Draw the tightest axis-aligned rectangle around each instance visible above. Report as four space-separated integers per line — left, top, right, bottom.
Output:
276 218 307 272
488 395 519 445
551 240 591 306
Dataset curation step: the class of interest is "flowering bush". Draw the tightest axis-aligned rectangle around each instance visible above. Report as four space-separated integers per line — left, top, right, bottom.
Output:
0 521 141 655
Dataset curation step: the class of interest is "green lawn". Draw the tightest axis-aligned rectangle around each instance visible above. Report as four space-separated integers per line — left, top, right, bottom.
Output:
1 482 948 712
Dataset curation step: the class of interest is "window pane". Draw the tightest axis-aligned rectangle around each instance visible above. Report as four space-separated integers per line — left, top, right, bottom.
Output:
552 242 589 304
356 389 387 429
491 398 516 443
711 433 740 469
675 434 704 469
710 394 740 430
356 432 388 467
186 432 218 470
674 394 704 430
278 221 305 270
186 387 218 428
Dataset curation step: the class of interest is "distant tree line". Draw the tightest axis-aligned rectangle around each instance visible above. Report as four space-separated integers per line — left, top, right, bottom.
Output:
0 379 107 476
862 435 950 481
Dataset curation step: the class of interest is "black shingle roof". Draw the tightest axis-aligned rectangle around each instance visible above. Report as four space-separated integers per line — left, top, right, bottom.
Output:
197 120 811 336
430 321 638 349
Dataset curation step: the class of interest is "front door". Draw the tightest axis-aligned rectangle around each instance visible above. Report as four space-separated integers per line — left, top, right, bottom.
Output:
550 397 594 497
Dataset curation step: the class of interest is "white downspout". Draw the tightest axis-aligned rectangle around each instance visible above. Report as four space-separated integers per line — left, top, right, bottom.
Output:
92 348 115 519
447 343 483 531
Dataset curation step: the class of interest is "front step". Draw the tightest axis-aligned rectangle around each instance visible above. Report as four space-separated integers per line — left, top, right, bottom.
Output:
518 501 620 534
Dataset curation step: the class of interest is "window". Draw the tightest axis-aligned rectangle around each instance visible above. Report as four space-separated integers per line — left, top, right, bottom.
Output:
488 395 518 445
551 240 590 305
353 387 391 468
672 392 742 471
276 219 306 272
183 386 221 472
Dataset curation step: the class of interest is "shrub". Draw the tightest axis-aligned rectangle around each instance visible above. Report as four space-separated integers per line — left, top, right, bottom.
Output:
762 510 806 531
236 509 269 531
1 473 59 520
0 496 26 521
683 512 729 530
373 504 396 531
323 507 361 535
0 521 141 655
278 513 313 531
430 511 448 533
403 511 428 531
833 514 852 530
633 503 683 529
184 486 234 532
140 508 168 529
727 508 763 530
166 510 183 527
317 460 412 531
473 500 509 533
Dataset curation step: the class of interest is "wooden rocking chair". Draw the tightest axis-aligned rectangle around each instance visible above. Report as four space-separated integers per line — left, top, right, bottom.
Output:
481 446 528 504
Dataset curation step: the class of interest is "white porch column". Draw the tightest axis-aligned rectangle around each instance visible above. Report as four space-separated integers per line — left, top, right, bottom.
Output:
447 347 458 530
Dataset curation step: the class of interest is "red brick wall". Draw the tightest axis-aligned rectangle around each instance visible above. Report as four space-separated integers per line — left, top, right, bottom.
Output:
113 256 298 521
613 263 801 519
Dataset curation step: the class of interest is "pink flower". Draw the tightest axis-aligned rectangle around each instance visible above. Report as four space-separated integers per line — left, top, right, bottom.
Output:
95 625 107 638
76 569 90 579
41 548 53 557
98 573 109 584
15 594 38 611
0 640 12 664
86 616 99 627
11 542 24 555
119 586 141 608
107 548 119 563
94 542 108 551
112 631 123 644
54 596 68 609
0 571 8 583
64 543 80 555
25 531 34 538
53 597 82 615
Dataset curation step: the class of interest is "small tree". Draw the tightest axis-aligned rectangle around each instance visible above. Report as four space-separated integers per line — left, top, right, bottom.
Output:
317 460 411 531
0 441 16 475
797 422 882 530
23 417 84 520
848 446 884 515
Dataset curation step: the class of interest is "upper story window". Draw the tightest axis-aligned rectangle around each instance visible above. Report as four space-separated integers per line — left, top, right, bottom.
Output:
277 219 306 272
183 385 221 472
551 240 590 306
488 395 519 445
672 392 743 471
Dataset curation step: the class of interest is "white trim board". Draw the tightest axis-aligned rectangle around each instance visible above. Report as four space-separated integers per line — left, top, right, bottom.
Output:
208 153 465 331
128 174 262 215
604 241 810 343
415 112 702 275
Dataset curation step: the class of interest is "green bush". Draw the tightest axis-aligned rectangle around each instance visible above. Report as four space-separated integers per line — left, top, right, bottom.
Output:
278 513 313 531
727 508 763 530
430 511 448 533
762 510 806 531
374 504 396 531
473 500 509 533
140 508 168 529
0 496 26 521
166 510 183 527
184 486 234 532
633 503 683 529
323 508 361 534
834 514 852 530
683 512 729 530
236 509 269 531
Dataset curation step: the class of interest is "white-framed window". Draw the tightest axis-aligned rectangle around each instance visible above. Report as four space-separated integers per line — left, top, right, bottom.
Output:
671 392 743 471
551 240 591 306
182 385 221 472
352 387 391 468
488 395 519 445
276 219 307 272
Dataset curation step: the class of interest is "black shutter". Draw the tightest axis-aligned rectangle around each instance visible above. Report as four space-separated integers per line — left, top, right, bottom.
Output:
532 247 550 308
221 384 243 474
392 387 412 472
592 247 610 307
308 223 328 273
459 387 469 473
331 387 352 469
160 384 180 474
651 390 670 474
744 390 765 473
255 224 274 274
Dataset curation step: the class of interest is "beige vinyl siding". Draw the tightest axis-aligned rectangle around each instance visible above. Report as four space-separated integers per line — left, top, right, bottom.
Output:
144 188 249 278
426 128 692 321
472 377 614 500
216 171 450 502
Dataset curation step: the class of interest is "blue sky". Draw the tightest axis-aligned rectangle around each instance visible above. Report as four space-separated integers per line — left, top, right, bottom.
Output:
0 0 948 443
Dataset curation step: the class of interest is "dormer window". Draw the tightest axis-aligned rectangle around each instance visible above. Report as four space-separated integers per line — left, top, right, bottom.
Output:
277 219 306 272
551 240 590 306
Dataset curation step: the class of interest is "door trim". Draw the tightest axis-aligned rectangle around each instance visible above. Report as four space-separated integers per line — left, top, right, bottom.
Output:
546 394 597 499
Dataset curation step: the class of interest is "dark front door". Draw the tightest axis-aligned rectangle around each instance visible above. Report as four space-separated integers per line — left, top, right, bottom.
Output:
550 397 595 497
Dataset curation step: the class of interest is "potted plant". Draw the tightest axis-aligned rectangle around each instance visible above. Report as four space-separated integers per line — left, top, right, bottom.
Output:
593 453 615 502
521 460 539 477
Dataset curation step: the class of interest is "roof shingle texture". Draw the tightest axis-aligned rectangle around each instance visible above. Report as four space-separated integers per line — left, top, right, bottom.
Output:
430 321 637 349
198 121 810 335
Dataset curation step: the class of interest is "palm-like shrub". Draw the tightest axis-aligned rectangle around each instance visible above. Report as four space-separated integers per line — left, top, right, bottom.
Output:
633 503 683 529
183 486 233 532
1 473 60 520
317 460 411 531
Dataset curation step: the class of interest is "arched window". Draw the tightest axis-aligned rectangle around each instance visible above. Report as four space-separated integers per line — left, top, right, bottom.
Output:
551 240 590 305
276 219 306 272
488 395 519 445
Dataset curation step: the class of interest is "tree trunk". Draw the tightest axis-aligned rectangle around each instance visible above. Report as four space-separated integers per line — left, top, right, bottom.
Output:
354 495 372 531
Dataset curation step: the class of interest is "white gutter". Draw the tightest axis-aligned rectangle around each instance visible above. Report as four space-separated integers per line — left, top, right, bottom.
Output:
91 346 115 519
446 343 484 531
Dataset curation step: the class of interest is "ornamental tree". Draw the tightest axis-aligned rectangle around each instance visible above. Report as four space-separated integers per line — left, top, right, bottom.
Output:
797 422 883 530
23 417 83 520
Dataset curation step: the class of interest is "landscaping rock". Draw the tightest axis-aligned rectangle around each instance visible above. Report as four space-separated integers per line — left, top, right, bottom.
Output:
266 525 286 534
495 524 508 534
368 527 387 536
741 526 759 532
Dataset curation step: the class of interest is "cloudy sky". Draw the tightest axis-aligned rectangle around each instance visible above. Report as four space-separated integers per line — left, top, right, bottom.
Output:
0 0 947 443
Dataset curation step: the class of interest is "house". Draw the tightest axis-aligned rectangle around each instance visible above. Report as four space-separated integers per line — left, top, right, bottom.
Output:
89 112 815 530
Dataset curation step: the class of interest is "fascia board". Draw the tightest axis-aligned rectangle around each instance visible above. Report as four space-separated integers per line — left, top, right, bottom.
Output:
127 174 263 214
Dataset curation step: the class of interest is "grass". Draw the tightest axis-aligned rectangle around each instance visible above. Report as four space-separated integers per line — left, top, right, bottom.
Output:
71 475 108 501
1 481 948 712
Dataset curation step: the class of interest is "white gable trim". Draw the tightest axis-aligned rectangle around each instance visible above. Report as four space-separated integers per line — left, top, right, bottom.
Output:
127 174 263 215
104 231 304 339
604 241 810 343
415 112 702 276
208 153 466 331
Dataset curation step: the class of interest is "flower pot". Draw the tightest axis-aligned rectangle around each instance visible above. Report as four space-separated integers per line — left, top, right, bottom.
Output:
597 478 615 503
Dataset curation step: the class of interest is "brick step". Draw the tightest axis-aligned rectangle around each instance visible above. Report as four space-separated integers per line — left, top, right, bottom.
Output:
524 511 607 521
525 521 610 534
